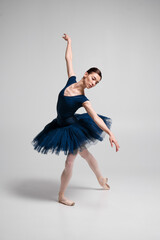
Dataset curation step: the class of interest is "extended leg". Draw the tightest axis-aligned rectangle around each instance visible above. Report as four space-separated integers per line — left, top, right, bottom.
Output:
79 148 110 190
58 151 78 206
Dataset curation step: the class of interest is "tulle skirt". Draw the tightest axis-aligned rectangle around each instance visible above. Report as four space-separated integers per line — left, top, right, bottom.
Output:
31 113 112 155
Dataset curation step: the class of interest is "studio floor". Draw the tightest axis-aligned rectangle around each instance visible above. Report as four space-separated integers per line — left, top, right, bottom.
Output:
1 129 160 240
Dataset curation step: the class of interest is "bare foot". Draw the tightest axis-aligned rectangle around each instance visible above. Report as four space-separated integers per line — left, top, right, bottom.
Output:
98 177 110 190
58 195 75 206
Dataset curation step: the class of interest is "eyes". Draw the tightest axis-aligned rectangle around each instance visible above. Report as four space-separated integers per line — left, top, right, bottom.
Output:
92 77 99 84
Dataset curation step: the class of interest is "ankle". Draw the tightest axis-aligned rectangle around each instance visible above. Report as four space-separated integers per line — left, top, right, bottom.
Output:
58 192 64 198
97 176 104 181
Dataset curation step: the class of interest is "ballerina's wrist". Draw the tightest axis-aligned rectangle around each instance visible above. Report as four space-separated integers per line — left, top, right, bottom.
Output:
67 38 71 44
108 130 112 136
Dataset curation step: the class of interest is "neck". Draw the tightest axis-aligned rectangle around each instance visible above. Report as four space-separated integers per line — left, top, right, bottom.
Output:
73 77 86 93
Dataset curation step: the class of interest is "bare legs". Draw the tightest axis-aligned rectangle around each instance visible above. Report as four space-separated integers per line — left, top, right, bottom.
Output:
58 151 78 206
79 148 110 190
58 148 110 206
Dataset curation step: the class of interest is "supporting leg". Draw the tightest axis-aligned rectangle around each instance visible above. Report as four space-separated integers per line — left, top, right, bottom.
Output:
79 148 110 190
58 151 78 206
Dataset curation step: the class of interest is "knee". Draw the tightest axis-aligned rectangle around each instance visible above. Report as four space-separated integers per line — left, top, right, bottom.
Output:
65 155 75 170
65 160 73 169
79 148 90 159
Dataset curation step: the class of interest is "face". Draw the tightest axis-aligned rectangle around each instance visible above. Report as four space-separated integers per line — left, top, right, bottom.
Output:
84 72 101 89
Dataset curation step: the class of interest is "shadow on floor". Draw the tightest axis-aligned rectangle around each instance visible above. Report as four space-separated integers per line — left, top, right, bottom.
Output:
3 178 101 202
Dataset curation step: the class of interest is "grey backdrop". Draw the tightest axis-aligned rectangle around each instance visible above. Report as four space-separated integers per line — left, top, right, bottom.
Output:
1 0 160 239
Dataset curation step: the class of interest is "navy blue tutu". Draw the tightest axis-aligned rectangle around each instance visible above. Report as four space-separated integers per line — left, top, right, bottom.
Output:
31 113 112 156
31 75 112 156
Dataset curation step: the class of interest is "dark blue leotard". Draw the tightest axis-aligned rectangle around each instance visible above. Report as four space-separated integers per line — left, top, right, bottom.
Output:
31 76 112 155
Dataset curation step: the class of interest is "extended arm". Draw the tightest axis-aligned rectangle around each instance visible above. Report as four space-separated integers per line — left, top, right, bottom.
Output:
82 101 111 135
65 38 72 59
82 101 120 152
62 33 75 78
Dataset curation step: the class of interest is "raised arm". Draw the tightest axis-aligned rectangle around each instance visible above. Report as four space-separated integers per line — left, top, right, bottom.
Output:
62 33 75 78
82 101 120 152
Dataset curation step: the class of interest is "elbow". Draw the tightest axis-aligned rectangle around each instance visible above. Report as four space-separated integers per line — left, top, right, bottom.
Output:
65 56 72 61
93 115 99 123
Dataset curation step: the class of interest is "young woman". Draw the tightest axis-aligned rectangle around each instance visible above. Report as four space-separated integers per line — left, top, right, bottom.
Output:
31 33 120 206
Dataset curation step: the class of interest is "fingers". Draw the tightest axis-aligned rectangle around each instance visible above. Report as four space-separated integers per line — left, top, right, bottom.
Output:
62 33 67 40
112 140 120 152
115 142 120 152
109 135 120 152
110 139 113 147
62 33 68 38
62 33 71 42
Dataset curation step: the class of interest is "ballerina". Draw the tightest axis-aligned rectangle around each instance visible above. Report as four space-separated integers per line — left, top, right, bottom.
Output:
31 33 120 206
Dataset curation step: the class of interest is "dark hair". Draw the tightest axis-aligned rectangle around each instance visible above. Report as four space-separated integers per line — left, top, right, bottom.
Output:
86 67 102 80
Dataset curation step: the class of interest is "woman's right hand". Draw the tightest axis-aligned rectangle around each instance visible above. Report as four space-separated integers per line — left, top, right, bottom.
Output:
109 133 120 152
62 33 71 42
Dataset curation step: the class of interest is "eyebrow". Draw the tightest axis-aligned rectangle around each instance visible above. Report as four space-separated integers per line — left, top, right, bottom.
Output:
93 76 100 83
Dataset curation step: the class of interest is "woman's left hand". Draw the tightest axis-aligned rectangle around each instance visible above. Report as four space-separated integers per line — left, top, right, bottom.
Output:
109 133 120 152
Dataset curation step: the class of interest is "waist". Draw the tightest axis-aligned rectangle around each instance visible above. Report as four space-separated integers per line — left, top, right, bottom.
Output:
57 114 78 127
